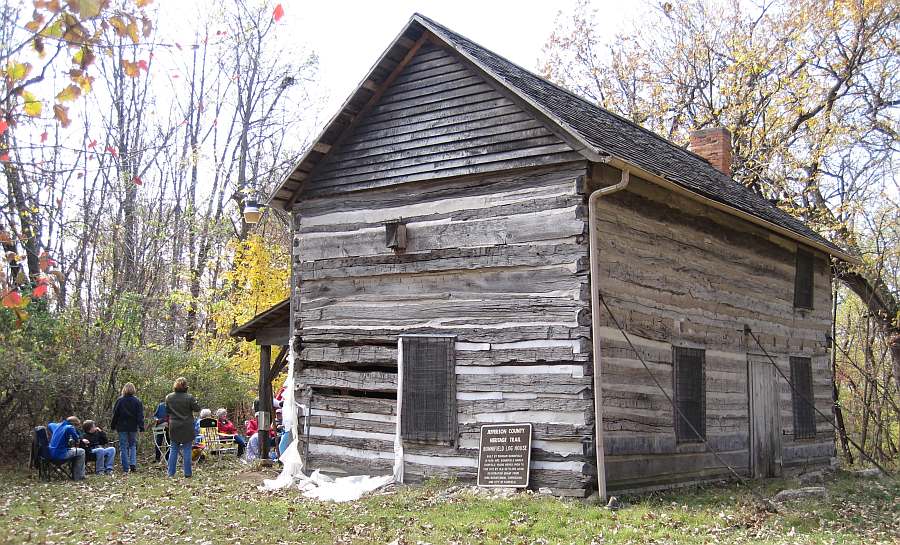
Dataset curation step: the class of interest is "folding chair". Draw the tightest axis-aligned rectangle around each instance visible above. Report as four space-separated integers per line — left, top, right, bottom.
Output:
198 417 237 462
30 426 73 481
152 424 170 462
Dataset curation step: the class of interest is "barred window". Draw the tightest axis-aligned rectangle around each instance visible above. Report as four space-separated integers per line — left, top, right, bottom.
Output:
674 347 706 443
794 250 814 309
400 336 456 444
790 356 816 439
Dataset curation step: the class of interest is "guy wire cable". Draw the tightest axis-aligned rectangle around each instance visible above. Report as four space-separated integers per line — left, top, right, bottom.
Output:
744 326 895 481
597 292 778 510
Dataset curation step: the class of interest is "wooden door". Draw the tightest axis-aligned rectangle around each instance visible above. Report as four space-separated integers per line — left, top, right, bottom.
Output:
748 355 783 478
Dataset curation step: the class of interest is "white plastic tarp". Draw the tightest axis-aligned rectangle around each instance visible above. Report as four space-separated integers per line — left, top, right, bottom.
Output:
259 340 399 502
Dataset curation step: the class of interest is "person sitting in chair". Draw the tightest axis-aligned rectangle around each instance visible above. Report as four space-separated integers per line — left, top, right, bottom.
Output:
80 420 116 475
48 416 85 481
215 408 245 457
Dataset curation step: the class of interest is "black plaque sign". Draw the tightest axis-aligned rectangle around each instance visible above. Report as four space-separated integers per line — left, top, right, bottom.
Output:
477 423 532 487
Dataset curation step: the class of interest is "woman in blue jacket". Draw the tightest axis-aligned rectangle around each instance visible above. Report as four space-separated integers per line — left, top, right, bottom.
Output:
110 382 144 472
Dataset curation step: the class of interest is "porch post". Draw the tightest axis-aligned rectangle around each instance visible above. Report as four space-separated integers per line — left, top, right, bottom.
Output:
259 344 272 461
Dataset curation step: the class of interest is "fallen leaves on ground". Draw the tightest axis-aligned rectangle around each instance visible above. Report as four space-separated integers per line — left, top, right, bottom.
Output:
0 462 897 545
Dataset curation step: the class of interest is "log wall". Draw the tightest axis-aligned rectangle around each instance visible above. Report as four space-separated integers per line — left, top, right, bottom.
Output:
590 165 835 491
293 163 595 496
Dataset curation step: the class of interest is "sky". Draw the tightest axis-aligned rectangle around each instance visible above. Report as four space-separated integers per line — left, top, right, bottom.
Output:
272 0 642 116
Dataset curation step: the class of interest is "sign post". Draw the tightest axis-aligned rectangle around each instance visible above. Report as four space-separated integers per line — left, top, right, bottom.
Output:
477 423 532 488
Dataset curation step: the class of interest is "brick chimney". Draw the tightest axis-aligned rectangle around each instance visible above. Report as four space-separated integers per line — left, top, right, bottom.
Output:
689 127 732 176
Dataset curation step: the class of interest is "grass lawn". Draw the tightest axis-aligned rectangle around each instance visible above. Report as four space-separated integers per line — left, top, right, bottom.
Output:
0 460 897 544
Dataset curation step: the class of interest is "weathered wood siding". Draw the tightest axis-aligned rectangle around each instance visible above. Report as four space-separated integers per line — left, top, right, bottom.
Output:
591 166 835 491
301 41 582 197
294 163 595 496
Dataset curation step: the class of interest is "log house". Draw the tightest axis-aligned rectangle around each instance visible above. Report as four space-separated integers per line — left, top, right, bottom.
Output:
247 14 850 498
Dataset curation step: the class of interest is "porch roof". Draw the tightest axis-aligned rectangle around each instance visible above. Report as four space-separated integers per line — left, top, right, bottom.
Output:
229 299 290 346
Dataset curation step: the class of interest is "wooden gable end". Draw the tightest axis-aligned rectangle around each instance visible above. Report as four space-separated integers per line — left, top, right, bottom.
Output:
303 41 581 196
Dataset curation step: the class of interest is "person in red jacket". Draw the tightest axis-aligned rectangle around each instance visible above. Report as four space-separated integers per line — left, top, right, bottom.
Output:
215 408 245 457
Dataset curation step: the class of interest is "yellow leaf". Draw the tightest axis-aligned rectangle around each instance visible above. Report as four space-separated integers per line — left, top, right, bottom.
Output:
121 59 139 78
126 19 139 44
73 73 93 93
109 16 127 37
5 62 31 82
53 104 71 127
22 91 42 117
136 0 153 6
72 46 95 69
44 18 64 38
78 0 102 19
55 84 81 102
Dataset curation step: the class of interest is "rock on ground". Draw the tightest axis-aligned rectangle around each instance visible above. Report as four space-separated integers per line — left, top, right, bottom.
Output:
851 468 883 479
773 487 827 503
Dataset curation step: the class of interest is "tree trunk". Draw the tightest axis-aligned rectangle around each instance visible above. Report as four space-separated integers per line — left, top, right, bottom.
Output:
3 160 42 282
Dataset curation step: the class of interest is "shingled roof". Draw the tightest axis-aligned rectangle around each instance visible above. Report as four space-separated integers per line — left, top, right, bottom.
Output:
271 13 846 259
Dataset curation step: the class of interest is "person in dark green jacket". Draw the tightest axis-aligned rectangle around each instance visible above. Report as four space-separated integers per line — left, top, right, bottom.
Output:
165 377 201 478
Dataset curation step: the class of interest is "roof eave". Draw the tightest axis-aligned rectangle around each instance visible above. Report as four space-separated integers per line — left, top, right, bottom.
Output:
229 299 291 340
600 156 857 264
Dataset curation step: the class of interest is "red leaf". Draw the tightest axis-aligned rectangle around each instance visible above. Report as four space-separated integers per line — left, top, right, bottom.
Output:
2 291 22 308
87 139 97 149
133 175 142 185
0 119 7 135
105 145 118 157
0 152 9 162
137 59 148 71
33 284 48 298
40 131 48 143
273 3 284 21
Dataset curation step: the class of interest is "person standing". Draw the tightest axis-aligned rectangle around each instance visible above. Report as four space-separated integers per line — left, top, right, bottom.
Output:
80 420 116 475
48 416 86 481
110 382 145 473
165 377 200 478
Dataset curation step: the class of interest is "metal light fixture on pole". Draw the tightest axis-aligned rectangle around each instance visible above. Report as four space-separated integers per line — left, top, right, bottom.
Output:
244 198 263 225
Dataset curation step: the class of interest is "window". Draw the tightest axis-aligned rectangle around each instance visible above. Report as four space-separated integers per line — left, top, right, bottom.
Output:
790 356 816 439
400 336 456 443
794 250 814 309
673 346 706 443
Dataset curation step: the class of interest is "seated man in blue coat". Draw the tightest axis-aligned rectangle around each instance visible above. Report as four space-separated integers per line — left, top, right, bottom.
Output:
48 416 86 480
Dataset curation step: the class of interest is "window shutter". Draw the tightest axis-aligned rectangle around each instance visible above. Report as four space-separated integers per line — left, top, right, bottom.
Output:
790 356 816 439
400 336 456 444
794 250 814 309
673 346 706 443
